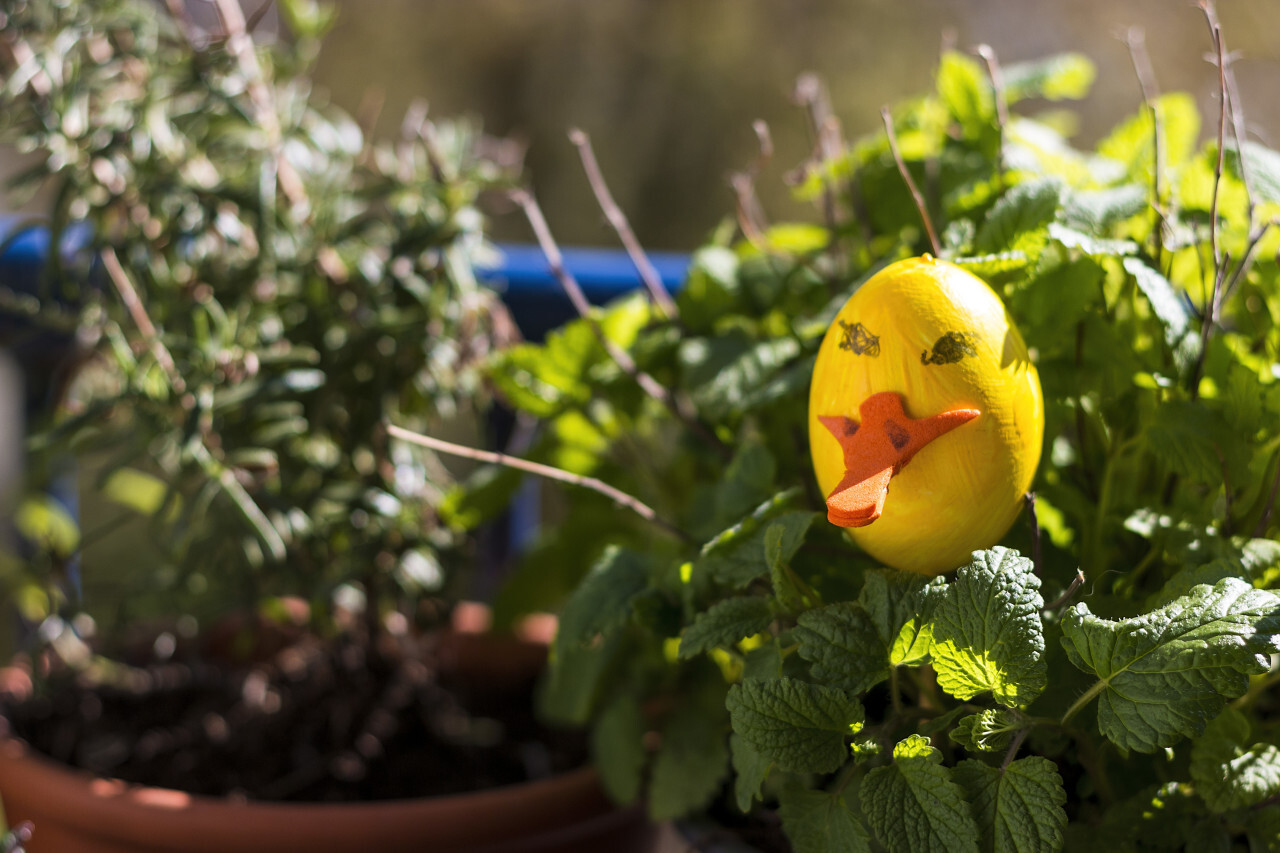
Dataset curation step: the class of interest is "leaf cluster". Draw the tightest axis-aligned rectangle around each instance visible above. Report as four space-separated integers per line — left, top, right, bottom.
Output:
474 27 1280 853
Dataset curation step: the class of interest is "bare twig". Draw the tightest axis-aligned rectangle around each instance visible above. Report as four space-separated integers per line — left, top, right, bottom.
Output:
1045 569 1086 611
795 74 844 234
387 424 692 542
731 172 770 247
881 107 941 256
99 247 186 394
1124 27 1167 261
1001 726 1031 771
976 44 1009 158
510 189 731 457
569 129 679 319
1024 492 1042 577
211 0 308 215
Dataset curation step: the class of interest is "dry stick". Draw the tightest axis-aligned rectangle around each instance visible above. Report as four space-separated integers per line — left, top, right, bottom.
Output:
212 0 308 215
976 44 1009 168
99 247 186 394
1124 27 1167 263
795 74 843 234
569 129 679 320
881 107 941 257
511 189 731 458
386 424 691 543
1187 4 1228 402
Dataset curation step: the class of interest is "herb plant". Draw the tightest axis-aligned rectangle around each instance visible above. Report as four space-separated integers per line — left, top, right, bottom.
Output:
0 0 514 636
466 8 1280 851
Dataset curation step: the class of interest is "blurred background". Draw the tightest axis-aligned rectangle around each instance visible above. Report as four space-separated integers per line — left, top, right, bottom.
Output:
306 0 1280 249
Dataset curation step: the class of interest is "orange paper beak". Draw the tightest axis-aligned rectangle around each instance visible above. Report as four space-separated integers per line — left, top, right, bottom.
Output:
819 392 980 528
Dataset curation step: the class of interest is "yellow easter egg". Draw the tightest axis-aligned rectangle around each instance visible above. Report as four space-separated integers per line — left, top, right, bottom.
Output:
808 256 1043 575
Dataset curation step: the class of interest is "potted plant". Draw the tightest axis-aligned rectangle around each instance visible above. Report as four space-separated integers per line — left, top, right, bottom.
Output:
0 0 651 850
467 4 1280 851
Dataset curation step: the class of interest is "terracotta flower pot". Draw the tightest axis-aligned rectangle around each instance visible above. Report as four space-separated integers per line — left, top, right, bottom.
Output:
0 626 656 853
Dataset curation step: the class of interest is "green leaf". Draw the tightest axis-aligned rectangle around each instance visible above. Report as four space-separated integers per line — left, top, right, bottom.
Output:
726 677 865 774
648 701 731 821
1098 93 1200 178
100 467 174 517
950 708 1023 753
860 736 980 853
679 597 774 659
591 694 647 805
1122 257 1193 347
1247 806 1280 853
695 494 816 589
975 180 1061 257
859 570 947 666
930 548 1047 708
778 787 872 853
1060 578 1280 752
1047 223 1138 258
1144 401 1244 485
690 336 803 421
731 732 773 813
557 547 648 644
1190 707 1280 813
937 51 995 136
1003 53 1096 102
15 496 80 558
1061 184 1149 233
1227 140 1280 204
953 757 1069 853
794 603 890 693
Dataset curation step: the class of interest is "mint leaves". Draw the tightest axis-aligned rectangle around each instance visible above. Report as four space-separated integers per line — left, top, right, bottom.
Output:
931 548 1047 708
725 678 865 774
953 758 1068 853
860 736 980 853
1060 578 1280 752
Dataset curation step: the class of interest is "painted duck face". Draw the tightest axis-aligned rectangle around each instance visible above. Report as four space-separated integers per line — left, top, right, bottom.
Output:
807 256 1044 575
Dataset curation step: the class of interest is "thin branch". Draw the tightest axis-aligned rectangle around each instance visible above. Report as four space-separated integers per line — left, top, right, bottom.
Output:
731 171 770 247
1024 492 1042 577
1124 27 1167 261
510 189 731 457
99 247 186 394
881 106 941 256
569 129 679 320
387 424 692 543
1254 451 1280 538
1044 569 1086 612
795 74 843 234
1001 726 1030 771
976 44 1008 167
211 0 308 215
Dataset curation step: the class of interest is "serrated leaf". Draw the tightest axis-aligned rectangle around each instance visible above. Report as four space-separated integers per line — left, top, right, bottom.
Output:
1047 223 1138 257
1060 578 1280 753
648 702 730 821
930 548 1047 708
679 597 774 659
1122 257 1192 347
950 708 1023 753
1061 184 1149 233
726 677 865 774
860 736 980 853
1227 140 1280 204
975 180 1061 257
557 546 648 645
859 570 947 666
731 732 773 814
1003 53 1095 102
696 495 816 589
1190 707 1280 813
691 336 803 421
953 757 1068 853
1144 401 1244 485
779 788 872 853
794 603 890 693
1098 93 1200 178
591 694 647 804
937 51 995 137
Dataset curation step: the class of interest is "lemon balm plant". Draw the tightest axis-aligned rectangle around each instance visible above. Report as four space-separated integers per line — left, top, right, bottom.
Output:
462 7 1280 852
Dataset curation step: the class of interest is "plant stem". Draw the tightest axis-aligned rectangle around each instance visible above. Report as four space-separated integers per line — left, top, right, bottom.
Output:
880 106 940 257
99 247 185 394
386 423 693 543
1060 678 1108 727
568 129 679 320
510 188 730 458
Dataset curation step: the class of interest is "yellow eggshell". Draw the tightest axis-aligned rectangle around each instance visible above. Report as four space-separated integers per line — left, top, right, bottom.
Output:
808 256 1044 575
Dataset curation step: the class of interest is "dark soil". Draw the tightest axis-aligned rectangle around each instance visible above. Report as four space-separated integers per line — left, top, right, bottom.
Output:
1 631 588 803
